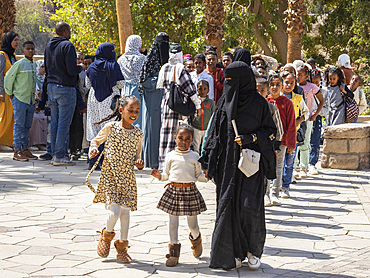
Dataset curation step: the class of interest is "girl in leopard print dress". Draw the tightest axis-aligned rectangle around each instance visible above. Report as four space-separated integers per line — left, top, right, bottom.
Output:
86 95 144 264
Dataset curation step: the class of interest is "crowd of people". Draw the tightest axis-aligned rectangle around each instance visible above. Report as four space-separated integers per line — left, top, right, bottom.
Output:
0 21 368 270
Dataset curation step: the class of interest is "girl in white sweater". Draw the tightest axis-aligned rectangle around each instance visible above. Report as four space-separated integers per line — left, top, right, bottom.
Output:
151 123 208 267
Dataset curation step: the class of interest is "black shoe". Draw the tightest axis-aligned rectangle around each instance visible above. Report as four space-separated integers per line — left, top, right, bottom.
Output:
71 154 79 161
39 153 52 160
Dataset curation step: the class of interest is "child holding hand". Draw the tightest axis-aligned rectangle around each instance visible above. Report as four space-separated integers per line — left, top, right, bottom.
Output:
86 95 144 264
152 123 208 267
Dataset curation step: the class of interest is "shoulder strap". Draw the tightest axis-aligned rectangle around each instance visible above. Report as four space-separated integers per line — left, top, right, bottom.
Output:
174 64 177 85
86 151 105 193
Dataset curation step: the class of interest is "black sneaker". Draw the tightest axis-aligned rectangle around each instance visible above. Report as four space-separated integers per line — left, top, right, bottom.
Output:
39 153 52 160
70 154 79 161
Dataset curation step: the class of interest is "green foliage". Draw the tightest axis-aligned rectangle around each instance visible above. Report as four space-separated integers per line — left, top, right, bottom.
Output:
50 0 119 55
14 0 54 55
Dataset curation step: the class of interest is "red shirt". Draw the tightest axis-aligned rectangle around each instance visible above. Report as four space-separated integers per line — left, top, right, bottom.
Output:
205 67 224 104
267 95 296 149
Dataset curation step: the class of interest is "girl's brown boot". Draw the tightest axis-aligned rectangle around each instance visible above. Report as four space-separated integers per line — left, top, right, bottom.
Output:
165 243 181 267
97 228 115 258
189 232 202 258
114 240 132 263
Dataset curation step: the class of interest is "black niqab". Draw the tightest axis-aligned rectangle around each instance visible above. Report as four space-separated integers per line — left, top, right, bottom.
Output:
223 61 256 121
1 32 18 62
233 48 251 66
155 32 170 66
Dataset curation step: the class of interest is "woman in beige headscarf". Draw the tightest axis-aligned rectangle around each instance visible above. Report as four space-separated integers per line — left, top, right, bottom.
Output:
338 54 355 85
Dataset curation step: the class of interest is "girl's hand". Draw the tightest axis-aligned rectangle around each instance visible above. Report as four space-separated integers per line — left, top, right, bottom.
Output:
151 169 161 180
89 148 99 159
135 159 144 170
234 136 242 146
287 147 295 154
202 169 210 180
309 114 317 122
196 108 202 116
0 95 5 102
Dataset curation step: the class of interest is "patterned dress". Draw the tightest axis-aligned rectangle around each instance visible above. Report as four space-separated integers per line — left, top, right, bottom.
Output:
87 122 143 211
158 64 197 170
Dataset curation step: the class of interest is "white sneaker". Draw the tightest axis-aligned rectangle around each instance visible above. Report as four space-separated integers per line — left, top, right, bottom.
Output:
271 195 281 206
281 188 290 199
300 169 308 179
264 195 272 207
308 165 319 175
28 146 39 151
247 252 261 270
0 144 13 152
291 176 297 184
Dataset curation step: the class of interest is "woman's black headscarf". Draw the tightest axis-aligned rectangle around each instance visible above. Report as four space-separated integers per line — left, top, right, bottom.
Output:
1 32 18 62
233 48 251 66
139 32 169 85
223 61 257 121
86 43 124 102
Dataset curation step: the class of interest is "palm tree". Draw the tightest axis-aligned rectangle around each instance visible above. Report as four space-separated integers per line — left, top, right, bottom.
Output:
116 0 133 54
0 0 16 41
284 0 306 63
203 0 225 57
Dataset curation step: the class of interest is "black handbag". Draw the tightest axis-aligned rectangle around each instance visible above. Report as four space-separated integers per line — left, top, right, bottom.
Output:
168 65 196 116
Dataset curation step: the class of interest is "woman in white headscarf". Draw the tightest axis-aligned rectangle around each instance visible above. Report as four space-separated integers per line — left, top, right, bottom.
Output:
156 43 201 170
117 35 146 129
338 54 355 85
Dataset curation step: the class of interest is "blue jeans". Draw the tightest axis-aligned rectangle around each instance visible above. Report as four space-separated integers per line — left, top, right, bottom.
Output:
309 116 322 166
47 84 76 158
11 96 35 151
282 145 297 189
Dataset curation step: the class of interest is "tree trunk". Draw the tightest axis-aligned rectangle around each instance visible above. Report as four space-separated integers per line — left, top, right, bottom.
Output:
284 0 306 63
116 0 133 54
287 32 302 62
203 0 225 57
0 0 16 41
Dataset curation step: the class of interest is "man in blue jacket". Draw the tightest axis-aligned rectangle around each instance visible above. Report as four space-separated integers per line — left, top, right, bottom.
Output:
44 22 82 166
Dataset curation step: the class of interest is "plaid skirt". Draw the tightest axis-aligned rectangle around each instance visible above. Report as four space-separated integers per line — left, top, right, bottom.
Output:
157 184 207 216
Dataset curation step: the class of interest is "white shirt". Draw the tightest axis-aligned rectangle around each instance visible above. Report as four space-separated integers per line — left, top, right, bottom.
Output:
190 70 215 100
353 87 368 115
161 148 208 183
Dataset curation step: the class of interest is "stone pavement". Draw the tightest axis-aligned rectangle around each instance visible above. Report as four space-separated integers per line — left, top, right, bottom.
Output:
0 151 370 278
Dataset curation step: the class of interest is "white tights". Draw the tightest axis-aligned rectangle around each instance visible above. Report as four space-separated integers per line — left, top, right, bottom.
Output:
106 203 130 241
169 214 200 244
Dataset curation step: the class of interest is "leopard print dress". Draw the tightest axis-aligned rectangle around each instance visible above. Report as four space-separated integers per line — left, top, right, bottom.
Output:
91 122 143 211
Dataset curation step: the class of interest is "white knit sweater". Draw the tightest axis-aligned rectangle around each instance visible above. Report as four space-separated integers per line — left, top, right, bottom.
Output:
161 148 208 183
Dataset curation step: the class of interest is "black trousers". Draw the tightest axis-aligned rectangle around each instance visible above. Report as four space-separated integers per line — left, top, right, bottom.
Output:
69 106 83 154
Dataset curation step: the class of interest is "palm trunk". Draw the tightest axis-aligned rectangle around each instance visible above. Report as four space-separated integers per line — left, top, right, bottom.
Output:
284 0 306 63
116 0 133 54
0 0 16 41
203 0 225 57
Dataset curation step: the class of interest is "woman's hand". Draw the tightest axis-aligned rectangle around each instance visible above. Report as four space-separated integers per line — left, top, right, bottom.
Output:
234 136 242 146
135 159 144 170
89 148 99 159
151 169 161 180
196 108 202 116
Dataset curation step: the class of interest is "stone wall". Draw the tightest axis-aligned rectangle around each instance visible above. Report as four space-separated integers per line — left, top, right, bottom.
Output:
321 121 370 170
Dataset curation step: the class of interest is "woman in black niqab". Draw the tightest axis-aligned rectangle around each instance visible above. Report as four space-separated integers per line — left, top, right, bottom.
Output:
199 61 277 270
233 48 251 66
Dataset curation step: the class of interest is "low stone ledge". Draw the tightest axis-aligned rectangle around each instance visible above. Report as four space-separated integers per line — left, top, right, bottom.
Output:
357 116 370 123
323 121 370 139
321 121 370 170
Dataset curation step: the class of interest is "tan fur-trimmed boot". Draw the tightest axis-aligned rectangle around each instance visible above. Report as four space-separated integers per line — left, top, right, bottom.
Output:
189 232 202 258
114 240 132 263
97 228 115 258
165 243 181 267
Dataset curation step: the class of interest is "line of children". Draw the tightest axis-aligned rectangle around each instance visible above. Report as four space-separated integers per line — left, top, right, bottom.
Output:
266 75 297 206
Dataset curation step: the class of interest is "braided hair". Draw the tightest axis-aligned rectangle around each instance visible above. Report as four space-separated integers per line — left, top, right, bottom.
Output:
94 95 140 126
176 123 194 138
297 64 312 83
324 67 344 87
